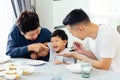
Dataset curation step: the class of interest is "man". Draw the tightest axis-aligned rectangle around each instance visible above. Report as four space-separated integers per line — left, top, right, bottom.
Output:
6 11 51 61
62 9 120 72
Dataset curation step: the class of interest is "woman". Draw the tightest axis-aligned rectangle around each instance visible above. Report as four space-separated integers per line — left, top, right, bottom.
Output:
6 11 51 61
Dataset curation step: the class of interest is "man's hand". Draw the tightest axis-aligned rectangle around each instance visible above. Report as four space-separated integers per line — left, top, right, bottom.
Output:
73 41 86 54
58 52 75 58
54 60 63 65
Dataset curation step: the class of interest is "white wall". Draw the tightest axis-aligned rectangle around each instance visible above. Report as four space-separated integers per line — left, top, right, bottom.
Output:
53 0 89 27
52 0 90 48
35 0 90 48
36 0 54 31
35 0 89 31
0 0 15 54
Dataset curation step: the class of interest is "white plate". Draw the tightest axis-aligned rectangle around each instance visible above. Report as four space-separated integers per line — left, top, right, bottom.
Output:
65 63 81 74
26 60 46 66
0 55 11 63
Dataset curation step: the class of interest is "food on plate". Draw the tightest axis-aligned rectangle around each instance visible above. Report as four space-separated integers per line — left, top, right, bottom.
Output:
9 66 17 70
4 70 21 79
0 67 5 72
15 74 20 79
7 63 20 66
4 62 21 70
23 70 31 75
0 67 5 76
5 71 20 79
6 71 17 75
18 66 34 75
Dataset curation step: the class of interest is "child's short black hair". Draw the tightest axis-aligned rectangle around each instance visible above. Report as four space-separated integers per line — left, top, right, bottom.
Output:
51 29 68 48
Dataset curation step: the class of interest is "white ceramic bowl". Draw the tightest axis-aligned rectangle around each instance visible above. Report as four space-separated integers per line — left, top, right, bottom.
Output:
65 63 81 73
4 62 21 70
4 70 22 80
0 55 11 63
4 62 21 67
0 67 6 76
18 66 34 75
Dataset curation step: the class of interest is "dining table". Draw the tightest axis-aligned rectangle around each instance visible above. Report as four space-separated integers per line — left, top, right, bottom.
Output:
0 58 120 80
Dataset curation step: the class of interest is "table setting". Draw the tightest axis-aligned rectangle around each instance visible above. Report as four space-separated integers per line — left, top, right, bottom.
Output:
0 55 120 80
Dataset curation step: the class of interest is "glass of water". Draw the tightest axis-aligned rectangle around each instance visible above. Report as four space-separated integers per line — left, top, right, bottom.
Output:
51 73 62 80
50 65 63 80
81 61 92 78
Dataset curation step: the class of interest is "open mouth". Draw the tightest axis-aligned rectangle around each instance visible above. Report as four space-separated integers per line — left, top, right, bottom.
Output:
53 46 58 50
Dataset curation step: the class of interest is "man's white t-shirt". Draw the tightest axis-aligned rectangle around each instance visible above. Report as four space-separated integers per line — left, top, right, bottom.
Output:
88 24 120 72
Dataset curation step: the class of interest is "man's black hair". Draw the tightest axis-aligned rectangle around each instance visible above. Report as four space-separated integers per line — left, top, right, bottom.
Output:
51 29 68 48
17 10 40 34
63 9 90 26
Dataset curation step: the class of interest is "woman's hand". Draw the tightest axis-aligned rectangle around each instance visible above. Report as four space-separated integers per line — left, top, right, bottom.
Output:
28 43 49 57
30 52 37 60
28 43 45 52
37 44 49 57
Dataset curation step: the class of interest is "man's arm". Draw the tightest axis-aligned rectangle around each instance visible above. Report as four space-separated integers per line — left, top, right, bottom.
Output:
72 53 112 70
73 41 97 60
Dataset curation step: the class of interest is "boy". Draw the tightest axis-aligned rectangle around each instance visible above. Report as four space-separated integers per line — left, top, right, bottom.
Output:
50 29 76 64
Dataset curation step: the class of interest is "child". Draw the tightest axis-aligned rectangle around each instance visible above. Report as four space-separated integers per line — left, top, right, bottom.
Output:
49 29 76 64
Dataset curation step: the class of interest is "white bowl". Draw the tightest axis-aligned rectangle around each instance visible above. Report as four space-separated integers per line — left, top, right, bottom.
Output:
18 66 34 75
65 63 81 73
4 62 21 70
0 67 6 76
4 62 21 67
4 70 22 80
0 55 11 63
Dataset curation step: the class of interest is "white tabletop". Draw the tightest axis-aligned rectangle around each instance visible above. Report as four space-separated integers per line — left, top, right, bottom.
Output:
1 58 120 80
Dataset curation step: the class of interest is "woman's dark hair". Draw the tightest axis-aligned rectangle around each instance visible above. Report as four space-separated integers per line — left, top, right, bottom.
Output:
63 9 90 26
51 29 68 48
17 10 40 34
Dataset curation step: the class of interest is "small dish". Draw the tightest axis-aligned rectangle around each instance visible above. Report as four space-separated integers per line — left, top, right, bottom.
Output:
4 70 22 80
0 55 11 63
0 67 5 76
65 63 81 73
18 66 34 75
26 60 46 66
4 62 21 67
4 62 21 70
